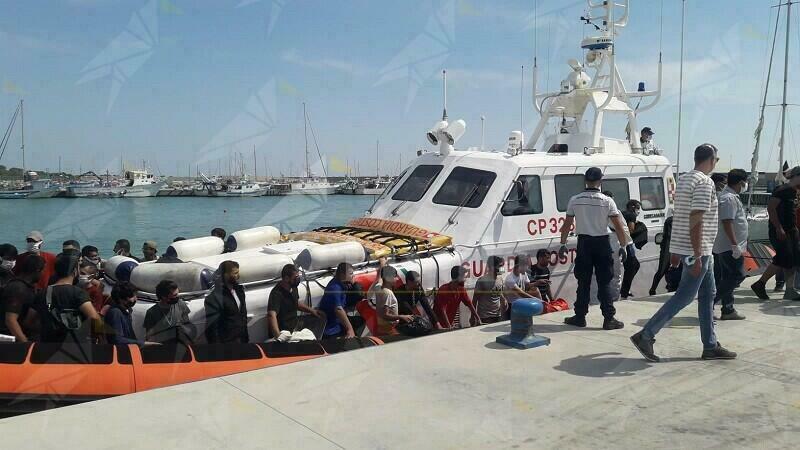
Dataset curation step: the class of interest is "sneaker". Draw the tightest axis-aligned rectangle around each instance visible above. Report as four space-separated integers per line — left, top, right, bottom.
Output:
649 289 657 296
720 310 746 320
621 293 633 300
564 315 586 327
751 280 769 300
701 343 737 360
603 318 624 330
783 289 800 301
630 331 660 362
774 281 785 292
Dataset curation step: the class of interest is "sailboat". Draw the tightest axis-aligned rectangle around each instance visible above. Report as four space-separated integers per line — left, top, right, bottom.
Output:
0 100 62 199
747 0 797 242
287 103 338 195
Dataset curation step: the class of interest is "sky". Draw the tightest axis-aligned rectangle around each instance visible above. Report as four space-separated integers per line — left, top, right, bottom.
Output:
1 0 799 178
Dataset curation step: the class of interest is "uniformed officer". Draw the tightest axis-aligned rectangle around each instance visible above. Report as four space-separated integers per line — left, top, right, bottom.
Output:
558 167 631 330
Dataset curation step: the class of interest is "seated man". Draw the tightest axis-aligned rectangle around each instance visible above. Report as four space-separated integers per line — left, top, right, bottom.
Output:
529 249 553 302
504 255 537 318
78 261 107 314
434 266 481 329
143 280 197 345
473 256 508 324
395 271 441 328
204 261 249 344
370 261 413 336
318 263 365 339
267 264 322 339
104 281 158 345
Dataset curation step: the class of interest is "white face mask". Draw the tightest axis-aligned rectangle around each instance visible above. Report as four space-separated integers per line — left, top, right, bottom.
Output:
1 259 14 270
78 275 91 288
741 182 749 192
26 241 42 254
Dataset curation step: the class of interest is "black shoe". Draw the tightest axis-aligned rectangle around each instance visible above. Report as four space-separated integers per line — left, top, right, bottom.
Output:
564 315 586 327
774 281 785 292
621 293 633 300
603 318 624 330
648 289 657 296
751 281 769 300
701 343 737 360
630 331 659 362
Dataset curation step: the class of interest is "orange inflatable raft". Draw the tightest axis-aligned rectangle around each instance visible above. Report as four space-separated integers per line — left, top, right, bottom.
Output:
0 338 382 414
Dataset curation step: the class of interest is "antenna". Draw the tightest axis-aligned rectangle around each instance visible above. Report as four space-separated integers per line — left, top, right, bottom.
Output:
441 70 448 121
520 65 524 133
676 0 686 174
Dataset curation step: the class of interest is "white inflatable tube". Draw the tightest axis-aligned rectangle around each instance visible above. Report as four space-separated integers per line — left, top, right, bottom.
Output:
295 242 368 271
225 226 281 252
103 255 139 283
129 262 213 294
193 252 294 284
165 236 224 261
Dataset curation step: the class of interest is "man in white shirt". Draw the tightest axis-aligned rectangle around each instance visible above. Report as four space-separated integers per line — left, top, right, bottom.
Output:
503 255 537 319
559 167 631 330
631 144 737 362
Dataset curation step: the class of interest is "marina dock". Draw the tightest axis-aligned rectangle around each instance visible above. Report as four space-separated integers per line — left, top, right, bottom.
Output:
2 277 797 449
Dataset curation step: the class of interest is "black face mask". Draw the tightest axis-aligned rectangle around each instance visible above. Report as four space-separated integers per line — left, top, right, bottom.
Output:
291 279 301 288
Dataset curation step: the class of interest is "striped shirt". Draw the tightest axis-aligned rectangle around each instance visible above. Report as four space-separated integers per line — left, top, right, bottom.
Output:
669 170 718 256
566 189 620 237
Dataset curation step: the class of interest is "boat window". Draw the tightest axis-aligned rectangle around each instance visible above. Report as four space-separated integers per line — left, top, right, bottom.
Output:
381 168 407 198
548 144 568 153
502 175 544 216
554 174 586 211
392 165 443 202
432 167 497 208
601 178 630 211
639 177 666 210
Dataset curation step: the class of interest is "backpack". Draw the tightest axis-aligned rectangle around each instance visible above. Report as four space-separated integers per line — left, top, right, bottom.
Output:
396 316 433 337
632 221 649 249
45 286 84 331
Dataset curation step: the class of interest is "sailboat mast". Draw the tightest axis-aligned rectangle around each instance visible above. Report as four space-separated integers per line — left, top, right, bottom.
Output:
303 102 310 179
20 99 24 176
778 0 793 182
253 145 257 180
376 139 379 180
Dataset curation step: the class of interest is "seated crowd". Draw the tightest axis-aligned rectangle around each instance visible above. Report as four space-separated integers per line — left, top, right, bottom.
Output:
0 227 553 346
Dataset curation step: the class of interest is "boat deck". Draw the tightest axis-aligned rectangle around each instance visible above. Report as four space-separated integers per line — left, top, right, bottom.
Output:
2 277 799 449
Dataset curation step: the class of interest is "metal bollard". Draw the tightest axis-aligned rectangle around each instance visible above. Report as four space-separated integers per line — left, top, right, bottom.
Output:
496 299 550 349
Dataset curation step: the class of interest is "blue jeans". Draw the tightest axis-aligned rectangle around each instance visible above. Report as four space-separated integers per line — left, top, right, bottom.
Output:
641 255 717 350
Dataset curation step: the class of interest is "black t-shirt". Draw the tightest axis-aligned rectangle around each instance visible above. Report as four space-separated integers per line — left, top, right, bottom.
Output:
33 284 91 343
0 278 37 334
267 284 300 336
622 210 637 225
530 265 553 302
770 184 798 231
143 301 194 344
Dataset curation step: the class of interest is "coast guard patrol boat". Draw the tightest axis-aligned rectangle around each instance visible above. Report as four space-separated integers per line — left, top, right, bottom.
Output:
108 0 672 342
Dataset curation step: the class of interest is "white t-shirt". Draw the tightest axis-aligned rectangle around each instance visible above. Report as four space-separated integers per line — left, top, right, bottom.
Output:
230 289 241 310
566 189 621 237
503 271 530 303
370 281 398 315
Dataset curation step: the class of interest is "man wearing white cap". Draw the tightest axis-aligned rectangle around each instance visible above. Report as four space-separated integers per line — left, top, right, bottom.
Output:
14 230 56 291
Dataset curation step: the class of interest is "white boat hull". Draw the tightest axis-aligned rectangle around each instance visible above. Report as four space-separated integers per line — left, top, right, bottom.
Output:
287 185 338 195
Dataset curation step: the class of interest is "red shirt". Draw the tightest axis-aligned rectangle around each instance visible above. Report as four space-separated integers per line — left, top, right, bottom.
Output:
14 251 56 291
434 281 473 328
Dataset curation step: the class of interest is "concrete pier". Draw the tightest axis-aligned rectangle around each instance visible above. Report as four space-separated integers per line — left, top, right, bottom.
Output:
2 278 799 449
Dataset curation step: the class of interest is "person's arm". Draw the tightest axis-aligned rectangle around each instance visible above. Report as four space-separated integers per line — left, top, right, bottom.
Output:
297 301 320 317
4 312 27 343
559 216 575 245
432 297 451 328
179 303 197 342
460 291 481 326
767 197 785 239
78 301 104 340
204 297 220 343
267 311 280 339
722 220 737 246
509 283 534 299
334 307 355 338
609 214 630 247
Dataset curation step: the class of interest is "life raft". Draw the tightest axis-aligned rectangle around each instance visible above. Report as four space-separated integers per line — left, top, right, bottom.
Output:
0 338 382 414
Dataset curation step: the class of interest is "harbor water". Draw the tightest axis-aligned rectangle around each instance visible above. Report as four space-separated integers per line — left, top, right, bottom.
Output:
0 196 375 257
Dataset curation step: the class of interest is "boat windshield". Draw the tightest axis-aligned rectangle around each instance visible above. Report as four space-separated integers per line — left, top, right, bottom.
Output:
391 165 443 202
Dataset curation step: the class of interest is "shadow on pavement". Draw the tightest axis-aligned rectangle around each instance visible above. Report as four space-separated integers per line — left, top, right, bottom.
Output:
632 316 700 328
759 300 800 317
554 352 651 377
